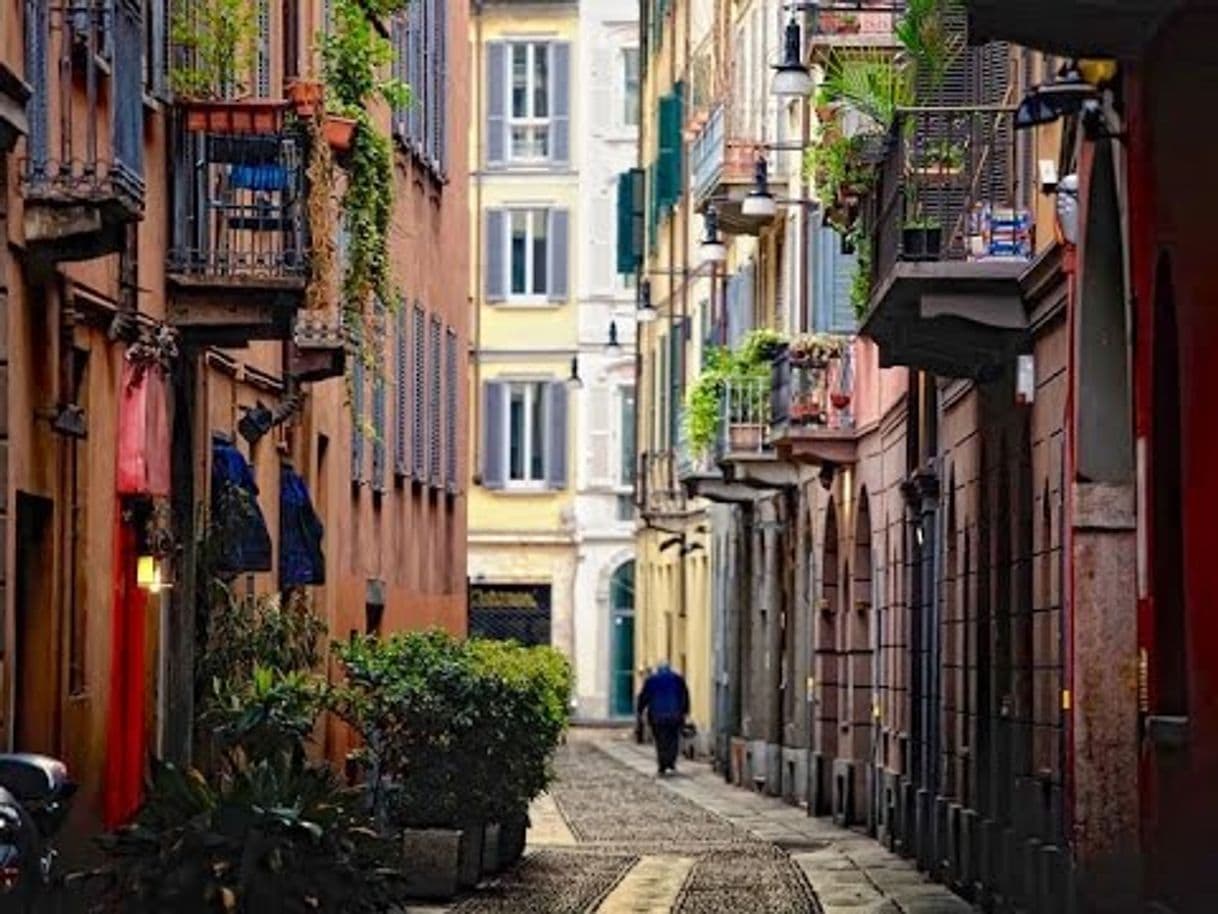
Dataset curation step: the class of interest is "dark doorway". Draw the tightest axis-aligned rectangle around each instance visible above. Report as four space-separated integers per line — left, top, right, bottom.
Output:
14 493 57 754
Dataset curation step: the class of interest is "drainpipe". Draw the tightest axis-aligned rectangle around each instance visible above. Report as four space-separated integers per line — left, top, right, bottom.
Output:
471 1 485 480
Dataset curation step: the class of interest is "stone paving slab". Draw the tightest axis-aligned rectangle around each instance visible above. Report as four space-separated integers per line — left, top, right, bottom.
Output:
595 737 976 914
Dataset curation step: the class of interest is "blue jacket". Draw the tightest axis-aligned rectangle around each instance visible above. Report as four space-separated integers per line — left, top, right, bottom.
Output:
637 668 691 724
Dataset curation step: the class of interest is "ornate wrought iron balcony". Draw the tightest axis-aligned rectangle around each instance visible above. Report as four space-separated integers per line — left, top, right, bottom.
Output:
20 0 145 261
858 105 1033 379
168 125 309 344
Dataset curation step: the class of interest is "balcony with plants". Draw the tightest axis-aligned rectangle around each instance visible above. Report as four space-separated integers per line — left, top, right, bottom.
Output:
19 0 145 261
769 334 860 466
167 0 407 360
681 329 799 494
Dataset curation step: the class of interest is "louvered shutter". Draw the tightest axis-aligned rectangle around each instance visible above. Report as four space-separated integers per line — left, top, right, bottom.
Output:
485 209 506 301
436 0 447 173
486 42 506 167
545 382 568 490
620 387 637 485
429 317 442 483
550 42 571 165
813 224 858 334
409 1 423 144
547 209 569 301
148 0 168 99
391 13 407 139
588 385 614 487
445 328 457 489
255 0 271 96
412 305 426 478
669 323 683 448
351 345 366 484
616 172 633 275
394 305 409 476
113 0 144 186
482 381 506 489
372 367 387 493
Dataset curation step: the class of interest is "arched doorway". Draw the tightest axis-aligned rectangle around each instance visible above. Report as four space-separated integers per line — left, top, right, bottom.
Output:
609 560 636 718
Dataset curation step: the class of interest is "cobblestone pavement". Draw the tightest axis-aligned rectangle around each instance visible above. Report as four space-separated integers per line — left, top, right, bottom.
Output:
440 730 975 914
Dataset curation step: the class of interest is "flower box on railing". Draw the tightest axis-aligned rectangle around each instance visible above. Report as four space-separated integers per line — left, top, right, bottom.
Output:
181 98 288 135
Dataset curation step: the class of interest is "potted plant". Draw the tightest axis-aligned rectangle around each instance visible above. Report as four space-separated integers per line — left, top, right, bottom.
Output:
323 112 359 152
902 217 942 261
170 0 286 134
286 77 325 117
912 137 966 182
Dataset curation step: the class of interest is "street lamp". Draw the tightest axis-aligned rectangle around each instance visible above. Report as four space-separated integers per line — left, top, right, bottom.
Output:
567 355 583 390
700 205 727 266
741 157 777 217
637 279 658 323
771 15 813 97
605 320 623 358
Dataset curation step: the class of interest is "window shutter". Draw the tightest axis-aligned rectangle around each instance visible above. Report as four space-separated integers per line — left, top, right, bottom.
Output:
149 0 168 99
436 0 447 173
550 42 571 166
372 371 387 492
412 305 426 478
256 0 271 96
429 317 442 483
620 387 637 485
482 381 506 489
394 305 409 476
486 42 506 167
408 1 423 144
545 382 569 490
547 208 570 301
391 13 407 138
445 328 457 489
485 209 506 301
616 171 634 275
113 0 144 185
669 323 683 448
351 346 366 484
588 385 614 487
812 224 858 334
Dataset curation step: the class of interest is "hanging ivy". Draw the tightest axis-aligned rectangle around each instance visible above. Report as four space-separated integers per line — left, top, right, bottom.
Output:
683 329 787 456
321 0 410 333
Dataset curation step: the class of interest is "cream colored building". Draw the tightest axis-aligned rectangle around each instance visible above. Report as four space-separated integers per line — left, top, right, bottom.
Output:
469 0 639 721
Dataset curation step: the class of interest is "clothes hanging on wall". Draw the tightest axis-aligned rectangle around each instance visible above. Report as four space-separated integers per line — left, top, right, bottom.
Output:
279 464 325 587
210 436 273 574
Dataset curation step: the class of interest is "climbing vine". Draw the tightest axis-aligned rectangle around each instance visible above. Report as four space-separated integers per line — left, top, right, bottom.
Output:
321 0 410 330
683 329 786 456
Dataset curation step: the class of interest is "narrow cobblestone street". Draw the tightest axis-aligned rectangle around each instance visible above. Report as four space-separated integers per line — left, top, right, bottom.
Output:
436 732 973 914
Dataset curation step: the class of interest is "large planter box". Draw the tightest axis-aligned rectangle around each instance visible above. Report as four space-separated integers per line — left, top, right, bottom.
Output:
481 822 502 876
458 823 485 888
498 816 529 868
401 828 462 900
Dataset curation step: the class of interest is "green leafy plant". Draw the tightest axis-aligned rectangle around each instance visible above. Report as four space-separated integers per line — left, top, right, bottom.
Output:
894 0 965 91
818 50 914 134
169 0 258 99
851 235 873 319
683 329 786 455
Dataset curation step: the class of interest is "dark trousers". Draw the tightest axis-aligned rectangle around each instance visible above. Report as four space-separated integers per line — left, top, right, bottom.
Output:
651 719 681 771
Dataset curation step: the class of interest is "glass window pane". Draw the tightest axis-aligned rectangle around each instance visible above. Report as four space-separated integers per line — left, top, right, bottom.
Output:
511 45 528 117
509 387 525 480
532 210 548 295
510 211 527 294
623 49 639 126
533 43 548 118
620 387 636 484
530 383 545 480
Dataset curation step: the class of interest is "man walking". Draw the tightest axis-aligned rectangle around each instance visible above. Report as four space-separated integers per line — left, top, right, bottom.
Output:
636 661 691 775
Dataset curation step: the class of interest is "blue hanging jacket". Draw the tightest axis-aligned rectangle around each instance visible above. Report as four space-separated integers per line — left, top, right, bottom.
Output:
211 438 273 574
279 466 325 587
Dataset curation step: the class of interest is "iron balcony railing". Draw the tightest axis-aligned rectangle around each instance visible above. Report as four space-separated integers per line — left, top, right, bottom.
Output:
770 343 856 433
169 129 308 283
20 0 145 210
866 105 1030 290
717 377 772 461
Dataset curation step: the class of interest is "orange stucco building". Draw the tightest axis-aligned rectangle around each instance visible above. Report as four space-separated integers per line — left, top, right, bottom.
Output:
0 0 468 838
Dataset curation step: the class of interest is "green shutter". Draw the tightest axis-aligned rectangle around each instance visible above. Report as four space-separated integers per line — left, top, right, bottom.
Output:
617 171 634 275
657 89 683 210
647 162 659 254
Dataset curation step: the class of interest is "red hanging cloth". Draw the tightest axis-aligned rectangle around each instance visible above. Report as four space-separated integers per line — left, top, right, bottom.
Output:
117 360 171 497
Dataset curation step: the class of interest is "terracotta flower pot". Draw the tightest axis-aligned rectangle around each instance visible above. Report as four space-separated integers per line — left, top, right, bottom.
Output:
285 78 324 117
182 98 286 135
323 114 357 152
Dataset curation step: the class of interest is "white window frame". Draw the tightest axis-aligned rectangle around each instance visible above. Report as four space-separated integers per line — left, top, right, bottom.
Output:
508 41 551 163
505 380 549 489
505 207 550 303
